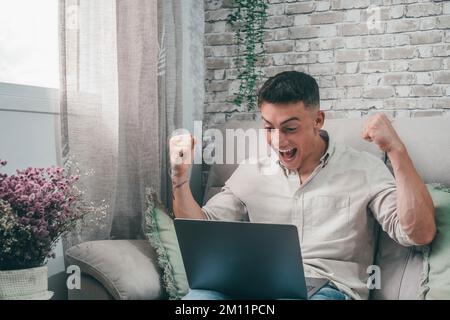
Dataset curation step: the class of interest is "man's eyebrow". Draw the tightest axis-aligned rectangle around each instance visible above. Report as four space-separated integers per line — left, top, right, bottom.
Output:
261 116 300 125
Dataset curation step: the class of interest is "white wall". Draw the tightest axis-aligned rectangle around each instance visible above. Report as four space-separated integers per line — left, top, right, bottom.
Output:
0 82 66 298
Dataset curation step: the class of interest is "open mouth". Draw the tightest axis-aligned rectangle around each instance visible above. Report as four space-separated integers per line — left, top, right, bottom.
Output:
278 147 298 162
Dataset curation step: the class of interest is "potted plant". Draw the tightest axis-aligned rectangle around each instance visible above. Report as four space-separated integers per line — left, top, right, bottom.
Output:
0 159 107 299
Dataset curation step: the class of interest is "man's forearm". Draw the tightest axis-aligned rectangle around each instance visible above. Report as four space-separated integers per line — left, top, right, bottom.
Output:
388 144 436 245
172 179 206 220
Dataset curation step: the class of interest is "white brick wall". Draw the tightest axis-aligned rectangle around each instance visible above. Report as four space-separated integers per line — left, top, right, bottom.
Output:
204 0 450 127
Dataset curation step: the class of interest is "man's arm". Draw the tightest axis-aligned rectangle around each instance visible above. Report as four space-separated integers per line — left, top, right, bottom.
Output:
169 134 206 220
363 113 436 245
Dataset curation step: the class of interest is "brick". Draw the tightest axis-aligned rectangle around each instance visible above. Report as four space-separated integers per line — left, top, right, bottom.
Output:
395 86 411 97
331 0 370 10
206 33 235 46
262 66 294 77
344 37 362 49
320 88 346 100
366 74 382 86
264 29 289 41
309 38 344 50
409 58 443 72
318 76 336 88
390 5 404 19
363 87 395 99
320 100 335 111
346 87 362 98
435 71 450 84
336 74 366 87
411 86 443 97
346 62 359 73
289 25 337 39
392 34 410 46
205 21 231 34
445 2 450 15
362 34 393 48
383 73 415 85
417 46 434 58
391 60 409 72
360 61 391 73
416 72 433 85
405 3 442 18
205 102 241 113
437 16 450 29
383 47 416 60
310 11 344 25
267 3 285 16
386 20 419 33
412 110 444 117
316 1 331 12
383 98 418 110
342 23 368 36
410 30 443 45
214 70 226 80
294 15 310 26
206 57 230 70
209 45 238 57
335 99 377 110
344 10 360 22
309 63 345 75
369 48 383 61
318 51 334 63
433 98 450 109
336 49 368 62
204 0 223 11
286 2 315 14
205 9 233 22
420 17 437 31
295 40 310 52
282 52 317 65
265 16 294 29
433 44 450 57
265 41 294 54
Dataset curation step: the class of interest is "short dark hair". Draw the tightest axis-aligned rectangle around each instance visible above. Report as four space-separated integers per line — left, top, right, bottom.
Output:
257 71 320 109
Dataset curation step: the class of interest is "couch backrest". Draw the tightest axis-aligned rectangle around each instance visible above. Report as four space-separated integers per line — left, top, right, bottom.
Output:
202 115 450 300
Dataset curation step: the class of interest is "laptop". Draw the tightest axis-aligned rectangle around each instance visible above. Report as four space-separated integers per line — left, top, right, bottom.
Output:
174 218 329 300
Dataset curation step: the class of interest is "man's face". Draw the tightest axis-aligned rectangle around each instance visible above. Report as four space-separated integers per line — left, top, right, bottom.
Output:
260 101 324 172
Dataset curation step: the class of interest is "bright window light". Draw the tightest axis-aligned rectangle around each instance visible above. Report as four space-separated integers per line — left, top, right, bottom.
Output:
0 0 59 88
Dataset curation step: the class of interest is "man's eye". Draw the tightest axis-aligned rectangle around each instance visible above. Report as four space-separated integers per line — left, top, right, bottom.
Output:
264 127 274 131
284 127 297 132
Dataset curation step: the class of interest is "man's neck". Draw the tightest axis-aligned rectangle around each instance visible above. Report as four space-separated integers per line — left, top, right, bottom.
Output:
297 134 328 183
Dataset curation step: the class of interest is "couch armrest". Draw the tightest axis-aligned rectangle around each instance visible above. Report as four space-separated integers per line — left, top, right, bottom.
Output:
65 240 163 300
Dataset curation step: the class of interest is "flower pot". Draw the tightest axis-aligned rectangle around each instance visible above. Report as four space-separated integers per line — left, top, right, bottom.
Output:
0 265 53 300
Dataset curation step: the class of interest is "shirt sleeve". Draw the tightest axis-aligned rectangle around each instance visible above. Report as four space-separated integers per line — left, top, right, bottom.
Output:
202 185 249 222
367 155 418 247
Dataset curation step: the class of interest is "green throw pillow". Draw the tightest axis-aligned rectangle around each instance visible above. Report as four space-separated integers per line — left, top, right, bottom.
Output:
419 184 450 300
143 189 189 300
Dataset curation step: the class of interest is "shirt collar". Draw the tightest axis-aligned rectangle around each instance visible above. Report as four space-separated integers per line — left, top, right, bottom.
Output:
277 129 335 176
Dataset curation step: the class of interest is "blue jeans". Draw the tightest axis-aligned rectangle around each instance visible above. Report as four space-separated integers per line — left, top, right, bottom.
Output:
182 284 351 300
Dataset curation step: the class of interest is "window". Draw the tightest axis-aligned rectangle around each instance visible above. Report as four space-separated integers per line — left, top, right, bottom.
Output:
0 0 59 88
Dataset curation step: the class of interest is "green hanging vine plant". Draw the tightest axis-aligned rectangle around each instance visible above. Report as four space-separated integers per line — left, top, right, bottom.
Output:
227 0 268 111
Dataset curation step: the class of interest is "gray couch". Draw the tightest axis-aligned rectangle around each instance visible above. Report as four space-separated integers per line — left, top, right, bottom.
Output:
66 115 450 300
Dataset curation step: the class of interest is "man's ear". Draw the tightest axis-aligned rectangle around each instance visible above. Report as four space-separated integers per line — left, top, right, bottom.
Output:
313 110 325 132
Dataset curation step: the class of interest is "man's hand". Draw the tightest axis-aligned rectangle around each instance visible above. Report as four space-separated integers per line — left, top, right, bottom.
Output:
362 113 405 153
169 134 196 182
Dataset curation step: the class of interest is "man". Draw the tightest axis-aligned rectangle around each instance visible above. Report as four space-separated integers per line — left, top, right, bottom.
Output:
169 71 436 300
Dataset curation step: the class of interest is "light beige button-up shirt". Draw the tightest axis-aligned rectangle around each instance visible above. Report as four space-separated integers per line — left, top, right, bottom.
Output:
201 131 416 300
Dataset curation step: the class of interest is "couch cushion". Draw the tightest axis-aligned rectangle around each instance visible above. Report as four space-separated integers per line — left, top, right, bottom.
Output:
371 230 423 300
142 190 189 300
419 184 450 299
392 116 450 186
65 240 162 300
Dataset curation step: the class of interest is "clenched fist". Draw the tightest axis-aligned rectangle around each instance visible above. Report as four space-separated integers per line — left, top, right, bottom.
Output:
169 133 196 180
362 113 405 153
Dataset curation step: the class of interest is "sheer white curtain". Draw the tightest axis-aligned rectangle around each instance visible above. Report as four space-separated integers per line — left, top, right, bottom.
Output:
59 0 204 248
